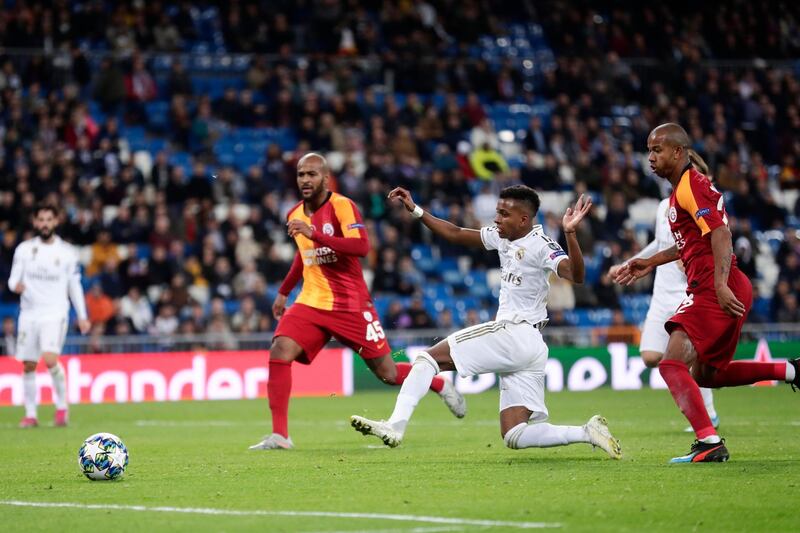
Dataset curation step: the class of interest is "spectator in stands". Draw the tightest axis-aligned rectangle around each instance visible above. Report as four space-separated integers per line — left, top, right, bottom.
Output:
2 317 15 357
205 316 238 350
153 14 183 51
86 230 120 277
437 309 456 330
125 55 158 124
231 295 262 333
92 58 126 114
151 303 179 337
385 301 412 329
86 282 116 325
233 260 265 297
0 0 798 344
119 286 154 334
776 293 800 324
470 143 509 181
407 297 435 329
594 310 640 345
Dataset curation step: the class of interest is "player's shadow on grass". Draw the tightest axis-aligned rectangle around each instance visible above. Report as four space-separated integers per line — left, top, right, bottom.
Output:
496 455 611 465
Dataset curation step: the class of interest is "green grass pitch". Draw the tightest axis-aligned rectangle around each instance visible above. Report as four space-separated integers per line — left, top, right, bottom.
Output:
0 386 796 532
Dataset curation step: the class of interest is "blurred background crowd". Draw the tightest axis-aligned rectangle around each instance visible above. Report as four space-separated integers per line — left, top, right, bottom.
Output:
0 0 799 349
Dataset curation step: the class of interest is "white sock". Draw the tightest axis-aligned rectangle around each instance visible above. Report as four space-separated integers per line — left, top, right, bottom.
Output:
700 435 721 444
504 422 589 449
700 387 717 419
49 363 68 410
387 353 438 433
786 362 796 382
23 372 37 418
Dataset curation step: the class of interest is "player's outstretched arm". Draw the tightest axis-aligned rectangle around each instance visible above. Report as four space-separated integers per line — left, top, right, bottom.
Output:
607 237 659 279
613 245 680 286
557 194 592 283
387 187 483 248
711 225 745 317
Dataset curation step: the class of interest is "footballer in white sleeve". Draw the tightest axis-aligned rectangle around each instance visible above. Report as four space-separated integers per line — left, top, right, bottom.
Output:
479 225 568 325
10 203 91 429
350 186 621 459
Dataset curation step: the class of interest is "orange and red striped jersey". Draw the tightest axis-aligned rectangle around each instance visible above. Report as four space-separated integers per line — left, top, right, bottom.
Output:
281 192 372 311
669 165 737 289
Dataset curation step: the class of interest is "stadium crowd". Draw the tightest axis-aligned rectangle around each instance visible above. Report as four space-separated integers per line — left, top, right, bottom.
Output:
0 1 799 346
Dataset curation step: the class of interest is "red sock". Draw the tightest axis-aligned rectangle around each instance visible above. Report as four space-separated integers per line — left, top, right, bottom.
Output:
395 362 444 393
268 359 292 438
706 361 786 387
658 359 716 440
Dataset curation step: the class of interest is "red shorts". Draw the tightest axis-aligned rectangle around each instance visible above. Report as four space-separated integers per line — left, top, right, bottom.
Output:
666 267 752 369
274 303 391 364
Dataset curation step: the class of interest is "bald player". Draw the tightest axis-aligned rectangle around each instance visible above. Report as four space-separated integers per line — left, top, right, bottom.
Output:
249 153 465 450
616 123 799 463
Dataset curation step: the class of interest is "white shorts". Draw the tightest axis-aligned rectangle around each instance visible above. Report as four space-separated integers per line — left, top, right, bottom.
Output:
639 294 683 354
16 314 68 362
447 321 549 421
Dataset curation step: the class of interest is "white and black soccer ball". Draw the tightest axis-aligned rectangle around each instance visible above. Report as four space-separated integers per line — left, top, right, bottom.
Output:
78 432 129 480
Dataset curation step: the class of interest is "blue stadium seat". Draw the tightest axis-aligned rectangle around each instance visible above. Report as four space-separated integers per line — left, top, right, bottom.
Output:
441 269 464 289
0 303 20 319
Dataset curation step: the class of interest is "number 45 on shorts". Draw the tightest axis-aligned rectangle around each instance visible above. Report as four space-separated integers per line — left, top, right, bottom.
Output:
365 320 385 342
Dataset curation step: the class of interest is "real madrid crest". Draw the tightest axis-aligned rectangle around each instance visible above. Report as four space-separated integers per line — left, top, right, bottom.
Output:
515 248 525 261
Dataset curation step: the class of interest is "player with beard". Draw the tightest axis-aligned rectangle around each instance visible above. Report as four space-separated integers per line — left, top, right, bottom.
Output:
249 153 465 451
9 202 90 428
615 123 800 462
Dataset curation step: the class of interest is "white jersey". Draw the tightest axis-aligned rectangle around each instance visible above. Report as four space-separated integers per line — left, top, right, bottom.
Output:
480 225 568 324
650 199 688 303
8 236 88 320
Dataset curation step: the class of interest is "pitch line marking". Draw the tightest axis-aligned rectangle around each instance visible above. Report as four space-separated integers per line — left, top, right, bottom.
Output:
0 501 561 529
304 527 467 533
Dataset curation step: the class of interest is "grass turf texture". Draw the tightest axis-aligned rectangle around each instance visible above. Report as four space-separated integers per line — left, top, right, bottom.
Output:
0 386 796 532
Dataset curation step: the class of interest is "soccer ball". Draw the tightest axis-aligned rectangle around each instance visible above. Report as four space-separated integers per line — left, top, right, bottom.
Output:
78 432 129 480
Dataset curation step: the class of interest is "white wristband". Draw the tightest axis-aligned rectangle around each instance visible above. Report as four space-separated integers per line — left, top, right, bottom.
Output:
411 205 424 219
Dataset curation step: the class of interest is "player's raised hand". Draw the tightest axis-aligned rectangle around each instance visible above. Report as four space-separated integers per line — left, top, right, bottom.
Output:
287 219 313 239
716 285 746 318
272 293 288 320
562 194 593 233
387 187 416 212
13 282 24 294
613 258 654 286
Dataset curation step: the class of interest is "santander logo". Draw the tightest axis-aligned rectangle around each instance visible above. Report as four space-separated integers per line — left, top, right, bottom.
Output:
0 350 351 406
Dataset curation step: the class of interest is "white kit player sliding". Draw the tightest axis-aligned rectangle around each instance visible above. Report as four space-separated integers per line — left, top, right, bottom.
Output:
8 203 91 428
351 185 622 458
608 152 719 431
